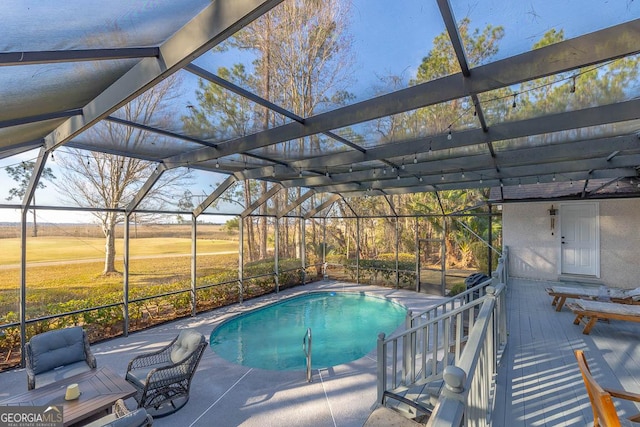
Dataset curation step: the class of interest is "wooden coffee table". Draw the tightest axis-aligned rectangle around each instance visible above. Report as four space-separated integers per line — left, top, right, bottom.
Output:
0 366 136 426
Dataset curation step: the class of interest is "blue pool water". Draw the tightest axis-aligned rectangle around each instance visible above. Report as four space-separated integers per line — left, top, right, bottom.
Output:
209 292 406 370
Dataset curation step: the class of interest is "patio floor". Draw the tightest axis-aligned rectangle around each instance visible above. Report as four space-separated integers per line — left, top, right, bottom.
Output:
0 281 445 427
2 278 640 426
493 278 640 426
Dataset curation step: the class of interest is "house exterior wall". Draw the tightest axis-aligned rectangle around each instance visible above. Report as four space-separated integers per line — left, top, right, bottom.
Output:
502 198 639 289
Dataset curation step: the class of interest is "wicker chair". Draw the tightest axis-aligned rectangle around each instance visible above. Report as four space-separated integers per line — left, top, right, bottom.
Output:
125 329 206 417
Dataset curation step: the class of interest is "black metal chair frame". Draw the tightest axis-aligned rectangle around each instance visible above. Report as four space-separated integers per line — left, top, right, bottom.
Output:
125 332 206 418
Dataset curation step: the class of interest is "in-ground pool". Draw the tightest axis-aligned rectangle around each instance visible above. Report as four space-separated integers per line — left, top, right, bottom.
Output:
209 292 406 370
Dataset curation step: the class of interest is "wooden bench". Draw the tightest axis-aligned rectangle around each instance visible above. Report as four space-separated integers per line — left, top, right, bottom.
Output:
546 285 640 312
566 300 640 334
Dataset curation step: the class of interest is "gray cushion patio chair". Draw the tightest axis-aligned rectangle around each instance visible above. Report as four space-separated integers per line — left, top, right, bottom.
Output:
125 329 206 417
25 326 97 390
83 399 153 427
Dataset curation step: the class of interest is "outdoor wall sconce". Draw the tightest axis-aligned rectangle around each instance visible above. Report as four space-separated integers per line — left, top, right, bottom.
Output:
549 205 557 235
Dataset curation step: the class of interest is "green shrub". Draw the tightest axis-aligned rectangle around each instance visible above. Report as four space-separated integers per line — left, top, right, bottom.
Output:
448 282 466 296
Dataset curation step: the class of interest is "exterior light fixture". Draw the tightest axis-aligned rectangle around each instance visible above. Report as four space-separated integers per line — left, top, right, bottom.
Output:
549 205 557 235
570 75 576 93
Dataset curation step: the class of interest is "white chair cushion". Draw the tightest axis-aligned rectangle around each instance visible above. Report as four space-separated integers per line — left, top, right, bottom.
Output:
170 330 203 364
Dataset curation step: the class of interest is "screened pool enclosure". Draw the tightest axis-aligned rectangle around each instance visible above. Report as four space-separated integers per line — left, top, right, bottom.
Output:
0 1 639 369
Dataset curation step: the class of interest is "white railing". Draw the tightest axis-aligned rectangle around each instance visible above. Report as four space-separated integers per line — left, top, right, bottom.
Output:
376 248 509 426
426 283 506 427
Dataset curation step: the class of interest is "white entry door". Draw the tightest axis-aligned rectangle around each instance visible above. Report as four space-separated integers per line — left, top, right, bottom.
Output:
560 203 599 276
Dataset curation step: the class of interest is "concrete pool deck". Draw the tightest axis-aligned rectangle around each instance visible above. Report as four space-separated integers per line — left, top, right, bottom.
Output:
0 281 445 427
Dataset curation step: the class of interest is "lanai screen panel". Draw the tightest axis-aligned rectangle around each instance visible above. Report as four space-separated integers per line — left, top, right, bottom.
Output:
0 150 44 203
342 0 455 106
20 209 125 333
0 121 66 154
0 0 211 151
127 213 193 330
479 56 640 128
0 1 210 51
296 192 333 218
186 0 453 118
201 180 245 217
0 210 20 332
0 61 139 124
450 0 640 63
178 76 296 147
248 135 352 164
68 124 202 162
30 147 161 209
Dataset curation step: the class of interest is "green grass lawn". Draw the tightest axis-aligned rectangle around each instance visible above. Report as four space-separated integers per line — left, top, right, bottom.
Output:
0 236 240 314
0 237 238 265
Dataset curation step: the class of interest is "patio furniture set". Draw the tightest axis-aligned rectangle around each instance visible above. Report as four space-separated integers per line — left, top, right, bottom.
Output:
0 326 206 426
546 286 640 424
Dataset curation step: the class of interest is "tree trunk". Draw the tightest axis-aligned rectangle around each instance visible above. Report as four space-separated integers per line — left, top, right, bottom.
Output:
31 209 38 238
244 182 255 262
258 18 270 262
103 213 118 274
259 182 267 260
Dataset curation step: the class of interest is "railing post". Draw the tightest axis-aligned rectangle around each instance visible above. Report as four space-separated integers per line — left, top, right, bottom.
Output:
429 366 467 427
443 365 466 394
405 310 413 330
403 310 413 385
377 332 386 404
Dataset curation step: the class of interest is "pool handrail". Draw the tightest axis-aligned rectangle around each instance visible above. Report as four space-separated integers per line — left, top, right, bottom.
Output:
302 327 312 382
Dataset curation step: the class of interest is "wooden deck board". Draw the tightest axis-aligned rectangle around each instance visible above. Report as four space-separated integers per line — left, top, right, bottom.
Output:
493 278 640 426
